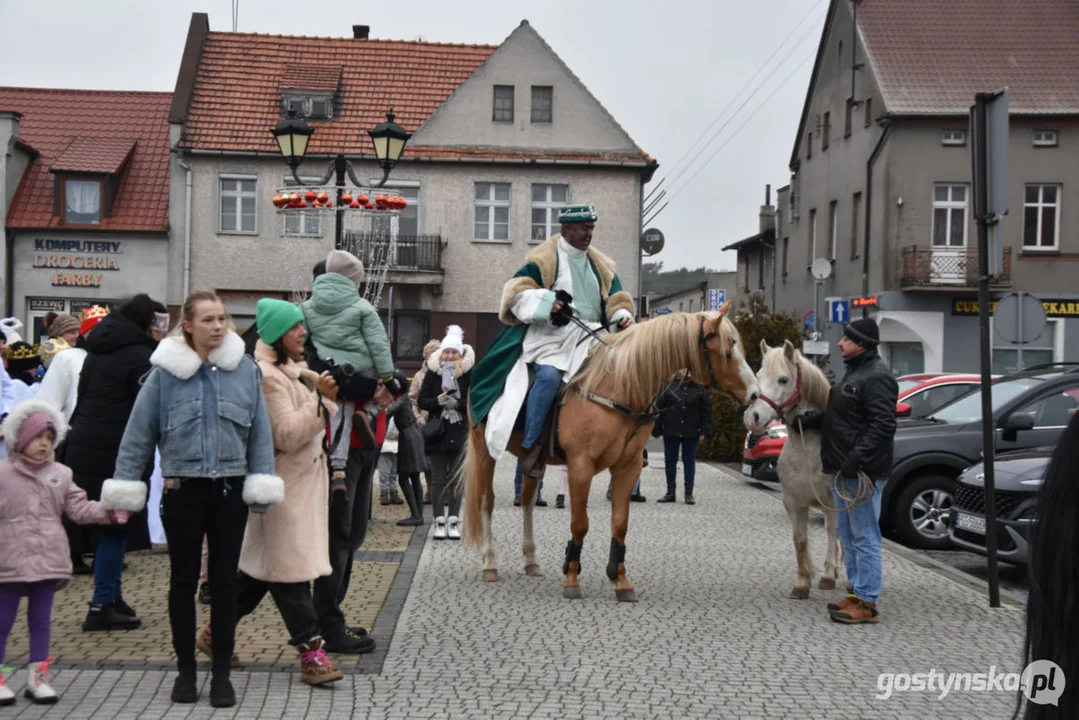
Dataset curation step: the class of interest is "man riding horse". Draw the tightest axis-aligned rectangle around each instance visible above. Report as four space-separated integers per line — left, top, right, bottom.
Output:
468 204 636 478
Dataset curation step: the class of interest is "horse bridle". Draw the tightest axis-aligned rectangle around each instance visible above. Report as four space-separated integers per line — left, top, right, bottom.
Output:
698 315 744 404
757 360 803 420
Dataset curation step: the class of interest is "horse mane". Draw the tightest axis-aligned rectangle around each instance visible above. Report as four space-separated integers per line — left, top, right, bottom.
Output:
574 312 737 409
762 345 830 412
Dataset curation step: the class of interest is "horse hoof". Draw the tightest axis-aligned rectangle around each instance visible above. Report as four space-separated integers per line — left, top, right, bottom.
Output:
818 577 836 590
789 587 810 600
482 569 498 583
615 588 638 603
524 564 543 577
563 586 582 600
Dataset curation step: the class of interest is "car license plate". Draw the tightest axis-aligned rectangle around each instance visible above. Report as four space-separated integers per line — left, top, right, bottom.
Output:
955 513 986 534
741 462 753 476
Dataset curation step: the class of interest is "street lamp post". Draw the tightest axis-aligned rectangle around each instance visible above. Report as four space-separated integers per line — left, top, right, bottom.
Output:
271 108 411 249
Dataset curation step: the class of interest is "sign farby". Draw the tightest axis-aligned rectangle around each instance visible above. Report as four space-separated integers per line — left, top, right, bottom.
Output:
952 297 1079 318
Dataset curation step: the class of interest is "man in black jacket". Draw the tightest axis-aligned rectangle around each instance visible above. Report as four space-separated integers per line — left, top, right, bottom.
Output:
800 318 898 624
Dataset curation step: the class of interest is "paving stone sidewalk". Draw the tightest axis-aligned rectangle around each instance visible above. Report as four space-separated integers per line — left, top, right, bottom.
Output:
3 462 1030 718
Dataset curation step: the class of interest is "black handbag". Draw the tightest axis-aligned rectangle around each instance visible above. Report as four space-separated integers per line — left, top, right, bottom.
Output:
422 415 444 445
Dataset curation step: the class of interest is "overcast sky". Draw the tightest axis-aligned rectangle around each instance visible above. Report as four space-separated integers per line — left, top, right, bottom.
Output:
1 0 826 272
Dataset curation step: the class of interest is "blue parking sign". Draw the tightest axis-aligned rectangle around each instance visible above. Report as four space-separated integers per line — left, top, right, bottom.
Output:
830 299 850 324
708 289 726 311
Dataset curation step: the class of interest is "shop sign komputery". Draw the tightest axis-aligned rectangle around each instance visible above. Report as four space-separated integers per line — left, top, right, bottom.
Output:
32 238 123 288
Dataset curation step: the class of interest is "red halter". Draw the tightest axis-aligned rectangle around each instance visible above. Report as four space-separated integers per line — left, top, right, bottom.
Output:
758 361 803 419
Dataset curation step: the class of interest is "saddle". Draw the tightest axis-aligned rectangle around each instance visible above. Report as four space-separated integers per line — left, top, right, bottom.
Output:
513 364 568 464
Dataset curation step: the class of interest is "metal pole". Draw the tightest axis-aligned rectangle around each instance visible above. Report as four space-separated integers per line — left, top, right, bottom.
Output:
973 92 1001 608
334 154 346 251
813 279 821 339
1016 291 1024 371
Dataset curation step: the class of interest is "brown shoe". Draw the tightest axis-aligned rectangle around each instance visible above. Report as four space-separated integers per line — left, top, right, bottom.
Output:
196 626 241 668
518 444 546 479
826 594 859 613
299 637 344 685
830 598 879 624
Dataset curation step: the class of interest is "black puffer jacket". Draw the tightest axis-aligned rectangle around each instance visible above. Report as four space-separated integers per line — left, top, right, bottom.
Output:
807 349 898 477
652 380 713 439
65 314 158 493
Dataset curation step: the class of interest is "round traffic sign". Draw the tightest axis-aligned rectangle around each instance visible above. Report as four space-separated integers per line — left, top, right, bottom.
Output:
640 228 665 256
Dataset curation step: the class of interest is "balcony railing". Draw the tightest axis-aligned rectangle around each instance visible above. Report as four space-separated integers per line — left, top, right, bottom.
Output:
899 245 1012 288
342 233 443 273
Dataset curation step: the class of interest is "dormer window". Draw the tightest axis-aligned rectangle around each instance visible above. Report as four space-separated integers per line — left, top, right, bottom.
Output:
281 93 334 121
63 178 102 225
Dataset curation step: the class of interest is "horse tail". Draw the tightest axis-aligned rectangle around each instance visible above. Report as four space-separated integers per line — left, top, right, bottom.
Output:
458 413 489 548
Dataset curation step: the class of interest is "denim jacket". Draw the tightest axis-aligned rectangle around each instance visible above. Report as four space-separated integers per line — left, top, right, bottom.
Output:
112 332 284 508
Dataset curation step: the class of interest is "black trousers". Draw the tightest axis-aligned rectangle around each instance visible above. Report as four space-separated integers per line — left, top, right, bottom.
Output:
237 572 319 646
161 476 248 672
313 446 375 635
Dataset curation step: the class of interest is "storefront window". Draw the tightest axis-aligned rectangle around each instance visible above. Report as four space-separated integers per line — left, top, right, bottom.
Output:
991 319 1059 374
887 342 924 376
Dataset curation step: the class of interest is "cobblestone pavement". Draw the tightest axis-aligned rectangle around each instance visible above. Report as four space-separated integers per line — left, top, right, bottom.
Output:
3 462 1029 718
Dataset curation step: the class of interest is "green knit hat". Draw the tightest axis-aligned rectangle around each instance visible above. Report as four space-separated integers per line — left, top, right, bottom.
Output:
256 298 304 346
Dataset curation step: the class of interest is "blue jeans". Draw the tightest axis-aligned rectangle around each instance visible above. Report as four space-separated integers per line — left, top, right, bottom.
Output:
663 436 698 490
523 364 562 450
513 466 544 501
91 529 128 605
834 478 884 604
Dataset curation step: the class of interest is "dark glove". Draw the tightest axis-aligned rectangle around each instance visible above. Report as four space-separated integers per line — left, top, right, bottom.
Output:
550 289 574 327
839 455 861 479
382 376 404 396
794 410 824 431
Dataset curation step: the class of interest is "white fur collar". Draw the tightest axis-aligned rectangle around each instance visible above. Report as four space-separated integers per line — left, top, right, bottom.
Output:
2 398 67 457
151 331 246 380
425 344 476 375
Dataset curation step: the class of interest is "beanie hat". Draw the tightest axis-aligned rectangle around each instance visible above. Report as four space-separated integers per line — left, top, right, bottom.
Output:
5 341 42 373
439 325 465 355
16 411 55 454
39 337 71 369
79 305 111 336
843 318 880 348
256 298 305 346
0 317 23 344
325 249 365 288
47 313 81 339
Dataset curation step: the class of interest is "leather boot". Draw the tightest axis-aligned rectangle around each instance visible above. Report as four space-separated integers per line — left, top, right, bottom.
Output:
380 490 391 505
209 671 235 708
657 489 676 503
519 444 545 479
827 594 860 613
830 598 880 624
390 490 404 505
684 487 695 505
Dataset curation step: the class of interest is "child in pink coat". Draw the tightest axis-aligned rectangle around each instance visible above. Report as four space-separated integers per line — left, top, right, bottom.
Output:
0 400 145 706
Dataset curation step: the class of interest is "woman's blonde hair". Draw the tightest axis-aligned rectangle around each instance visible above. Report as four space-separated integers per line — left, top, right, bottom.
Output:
180 291 226 347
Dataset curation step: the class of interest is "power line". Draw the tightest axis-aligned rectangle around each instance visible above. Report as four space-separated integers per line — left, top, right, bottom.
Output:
651 0 826 191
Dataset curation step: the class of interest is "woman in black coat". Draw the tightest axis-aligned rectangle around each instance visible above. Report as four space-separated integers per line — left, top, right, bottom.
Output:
65 294 161 631
653 369 713 505
417 326 474 541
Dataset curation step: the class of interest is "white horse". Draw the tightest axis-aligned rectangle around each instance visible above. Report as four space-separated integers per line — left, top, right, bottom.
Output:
744 340 840 599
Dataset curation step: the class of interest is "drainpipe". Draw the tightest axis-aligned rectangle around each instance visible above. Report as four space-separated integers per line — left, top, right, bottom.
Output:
178 160 193 299
862 120 891 316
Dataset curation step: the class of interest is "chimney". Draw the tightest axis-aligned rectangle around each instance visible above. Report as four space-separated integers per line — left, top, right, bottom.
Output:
353 25 370 39
759 183 776 233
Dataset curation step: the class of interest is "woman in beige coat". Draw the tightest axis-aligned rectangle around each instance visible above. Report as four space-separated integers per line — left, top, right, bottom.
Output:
197 299 343 686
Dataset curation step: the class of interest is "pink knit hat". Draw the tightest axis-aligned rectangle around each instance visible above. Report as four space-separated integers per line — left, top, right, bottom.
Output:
16 411 55 454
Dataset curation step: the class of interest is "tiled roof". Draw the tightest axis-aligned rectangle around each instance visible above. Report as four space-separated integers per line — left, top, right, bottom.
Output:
0 87 172 232
178 31 654 166
858 0 1079 114
51 137 137 174
180 33 497 154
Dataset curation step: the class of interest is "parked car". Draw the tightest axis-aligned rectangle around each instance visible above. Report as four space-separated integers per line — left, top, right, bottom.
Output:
896 373 994 419
882 363 1079 550
739 373 990 481
740 420 786 482
948 447 1049 566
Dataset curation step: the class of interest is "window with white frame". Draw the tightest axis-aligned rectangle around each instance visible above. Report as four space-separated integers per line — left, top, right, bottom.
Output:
1023 184 1060 250
474 182 511 242
991 317 1062 374
282 175 322 237
530 183 568 243
220 176 257 233
1033 130 1058 147
942 130 966 146
932 184 968 247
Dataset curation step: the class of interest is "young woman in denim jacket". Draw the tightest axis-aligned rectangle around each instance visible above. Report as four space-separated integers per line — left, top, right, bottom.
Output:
110 291 284 709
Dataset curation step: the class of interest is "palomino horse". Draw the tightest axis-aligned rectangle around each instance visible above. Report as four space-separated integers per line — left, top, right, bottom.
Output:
744 340 839 599
460 305 759 602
